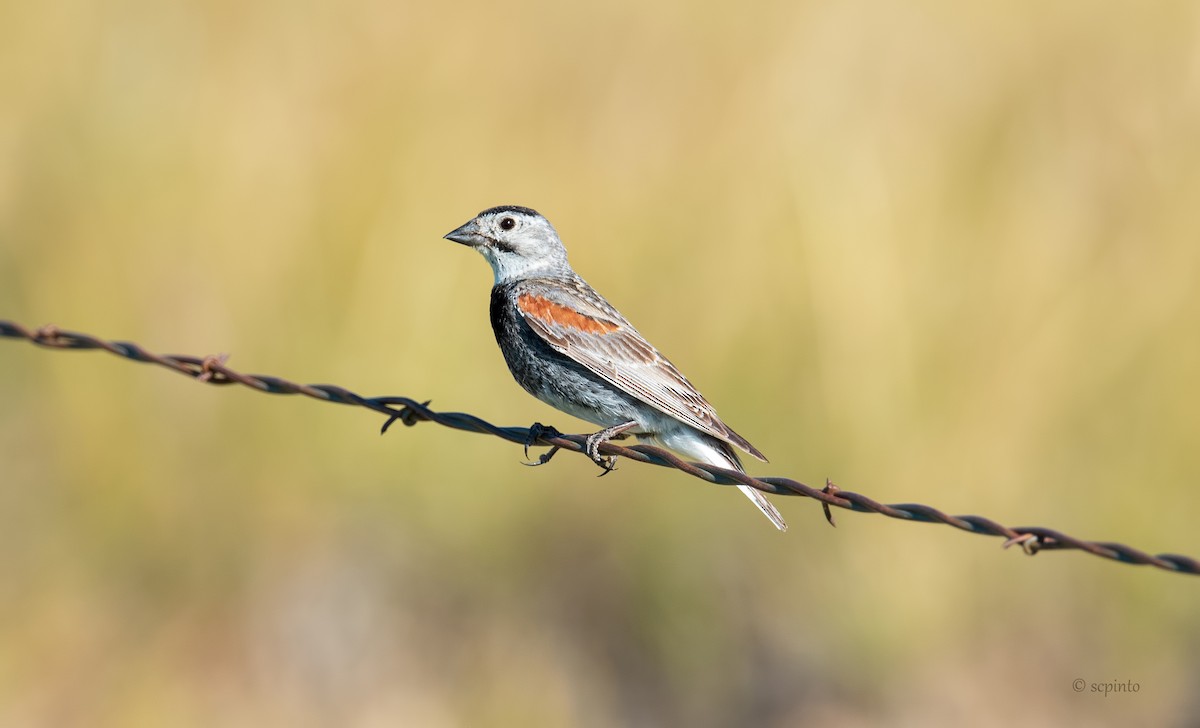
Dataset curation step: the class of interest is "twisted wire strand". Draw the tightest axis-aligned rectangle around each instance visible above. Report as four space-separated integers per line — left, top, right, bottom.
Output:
3 319 1196 576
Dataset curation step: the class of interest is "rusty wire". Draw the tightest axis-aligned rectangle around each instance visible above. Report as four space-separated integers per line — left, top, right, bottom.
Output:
2 319 1197 576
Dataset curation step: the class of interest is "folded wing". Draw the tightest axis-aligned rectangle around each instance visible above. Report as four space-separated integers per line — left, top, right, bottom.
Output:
514 278 766 462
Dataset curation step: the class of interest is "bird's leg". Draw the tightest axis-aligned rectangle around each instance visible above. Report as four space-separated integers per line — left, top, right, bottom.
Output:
585 420 639 475
522 422 563 466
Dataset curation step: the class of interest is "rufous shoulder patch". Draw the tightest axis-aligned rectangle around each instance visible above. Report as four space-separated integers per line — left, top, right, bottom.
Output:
518 293 619 334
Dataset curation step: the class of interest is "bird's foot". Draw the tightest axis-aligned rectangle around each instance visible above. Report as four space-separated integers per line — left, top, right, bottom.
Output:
522 422 563 466
584 421 639 476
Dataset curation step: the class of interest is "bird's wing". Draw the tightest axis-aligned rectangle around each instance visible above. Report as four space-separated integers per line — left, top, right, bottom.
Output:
514 278 766 461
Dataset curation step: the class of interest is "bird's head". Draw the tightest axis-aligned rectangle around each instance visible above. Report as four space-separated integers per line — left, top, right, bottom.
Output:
444 206 570 283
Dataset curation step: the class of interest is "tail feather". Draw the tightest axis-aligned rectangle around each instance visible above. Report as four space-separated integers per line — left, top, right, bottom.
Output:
736 483 788 532
651 432 787 531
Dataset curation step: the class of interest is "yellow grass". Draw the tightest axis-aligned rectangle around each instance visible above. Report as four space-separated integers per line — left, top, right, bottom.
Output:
1 0 1198 724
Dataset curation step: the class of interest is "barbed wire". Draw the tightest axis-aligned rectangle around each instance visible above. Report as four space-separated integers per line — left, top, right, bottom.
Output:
2 319 1197 576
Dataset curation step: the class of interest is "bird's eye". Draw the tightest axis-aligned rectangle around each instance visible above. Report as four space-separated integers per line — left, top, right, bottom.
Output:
499 217 516 231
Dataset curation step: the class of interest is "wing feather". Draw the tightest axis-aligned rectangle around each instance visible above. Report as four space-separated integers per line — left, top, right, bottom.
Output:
514 279 766 461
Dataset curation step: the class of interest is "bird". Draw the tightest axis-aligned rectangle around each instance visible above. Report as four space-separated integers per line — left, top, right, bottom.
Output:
444 205 786 531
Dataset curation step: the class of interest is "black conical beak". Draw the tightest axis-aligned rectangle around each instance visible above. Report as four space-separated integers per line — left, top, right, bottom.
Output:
444 220 487 247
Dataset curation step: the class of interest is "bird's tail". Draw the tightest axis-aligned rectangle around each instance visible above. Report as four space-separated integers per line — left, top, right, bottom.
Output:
718 446 788 532
650 433 787 531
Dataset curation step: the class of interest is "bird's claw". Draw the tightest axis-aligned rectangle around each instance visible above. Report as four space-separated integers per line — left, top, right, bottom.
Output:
584 432 619 475
524 420 636 475
584 423 638 476
522 422 563 466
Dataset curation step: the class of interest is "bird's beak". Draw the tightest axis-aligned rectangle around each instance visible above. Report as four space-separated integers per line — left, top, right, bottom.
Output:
444 220 487 247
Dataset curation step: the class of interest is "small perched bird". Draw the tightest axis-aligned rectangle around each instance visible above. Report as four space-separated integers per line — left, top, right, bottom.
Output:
445 206 786 531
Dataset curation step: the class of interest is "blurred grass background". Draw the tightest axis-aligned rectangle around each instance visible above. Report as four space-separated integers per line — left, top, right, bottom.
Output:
2 0 1199 725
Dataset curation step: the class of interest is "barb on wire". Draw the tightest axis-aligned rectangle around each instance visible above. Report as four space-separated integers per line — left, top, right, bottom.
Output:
2 319 1197 576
